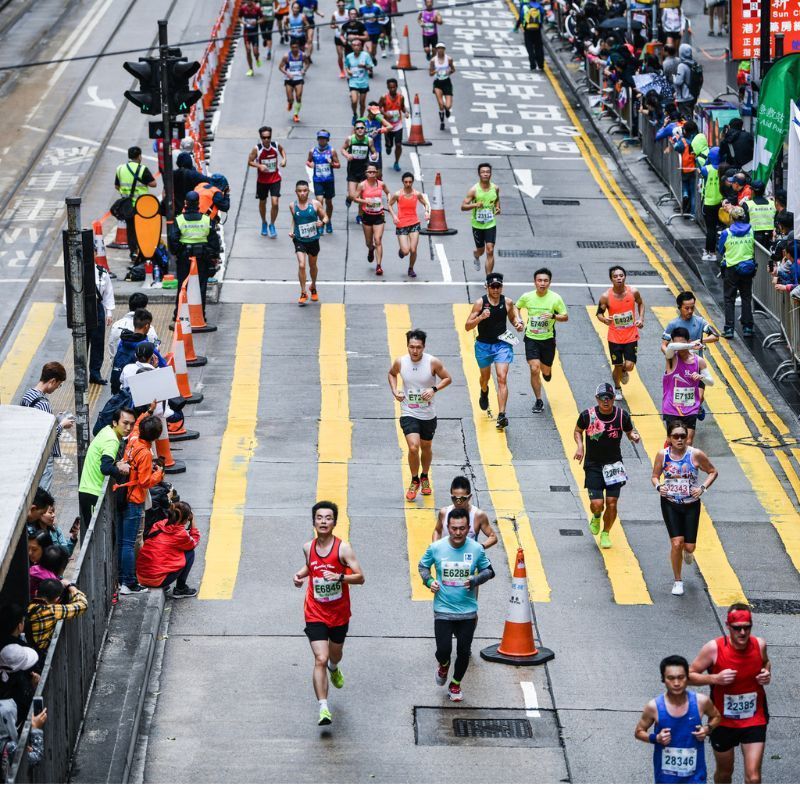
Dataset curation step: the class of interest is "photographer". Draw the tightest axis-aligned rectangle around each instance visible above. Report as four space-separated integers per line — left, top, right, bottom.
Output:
27 580 88 667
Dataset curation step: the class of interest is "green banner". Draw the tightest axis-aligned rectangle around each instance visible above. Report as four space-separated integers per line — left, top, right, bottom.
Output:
752 54 800 183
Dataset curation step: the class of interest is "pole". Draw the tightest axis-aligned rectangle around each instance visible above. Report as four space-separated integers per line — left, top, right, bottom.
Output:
759 0 771 76
159 19 175 223
65 198 90 483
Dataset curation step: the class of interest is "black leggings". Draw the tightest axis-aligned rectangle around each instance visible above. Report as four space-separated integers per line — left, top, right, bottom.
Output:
434 617 477 682
703 203 720 253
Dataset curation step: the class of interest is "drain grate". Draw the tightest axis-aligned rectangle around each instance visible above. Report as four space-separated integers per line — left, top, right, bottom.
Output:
497 249 562 258
749 598 800 614
560 529 584 536
542 198 581 206
453 718 532 739
577 240 639 249
625 270 658 276
550 485 571 492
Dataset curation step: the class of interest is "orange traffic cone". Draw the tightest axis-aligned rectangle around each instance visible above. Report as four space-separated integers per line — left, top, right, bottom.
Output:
93 220 109 270
167 348 203 405
175 284 207 367
392 25 418 71
155 419 186 474
404 94 432 146
421 173 457 235
107 218 128 249
480 548 555 666
187 257 217 332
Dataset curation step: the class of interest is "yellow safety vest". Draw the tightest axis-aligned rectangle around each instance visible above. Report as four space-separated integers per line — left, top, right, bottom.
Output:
176 214 211 244
524 6 542 29
115 162 149 200
742 198 776 232
724 228 755 267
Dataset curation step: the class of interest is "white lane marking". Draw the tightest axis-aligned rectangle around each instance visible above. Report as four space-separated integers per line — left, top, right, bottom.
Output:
521 681 541 718
542 157 585 161
86 86 116 109
435 243 452 283
400 84 412 135
21 126 157 160
409 152 422 181
221 279 669 289
513 168 543 200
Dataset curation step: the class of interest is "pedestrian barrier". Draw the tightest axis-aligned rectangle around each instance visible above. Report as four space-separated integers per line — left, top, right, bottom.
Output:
404 94 432 146
175 284 207 367
582 54 605 94
392 25 417 71
187 257 217 332
420 172 457 236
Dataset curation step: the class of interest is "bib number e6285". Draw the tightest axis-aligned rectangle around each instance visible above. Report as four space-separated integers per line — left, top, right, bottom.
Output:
661 747 697 777
440 560 471 587
723 692 757 720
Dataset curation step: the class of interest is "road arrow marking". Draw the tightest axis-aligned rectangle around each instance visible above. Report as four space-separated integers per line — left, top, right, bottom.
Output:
86 86 116 109
513 168 543 200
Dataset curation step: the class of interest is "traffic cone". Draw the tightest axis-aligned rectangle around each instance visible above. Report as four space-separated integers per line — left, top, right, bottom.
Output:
392 25 418 71
167 415 200 442
480 548 555 666
403 94 432 146
167 348 203 405
93 220 109 270
107 218 128 249
187 257 217 332
421 173 457 235
155 420 186 474
175 285 207 367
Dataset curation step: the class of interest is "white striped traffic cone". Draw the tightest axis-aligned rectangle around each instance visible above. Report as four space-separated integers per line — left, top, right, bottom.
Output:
421 172 457 235
403 94 432 146
175 284 207 367
392 25 418 71
167 347 203 405
187 257 217 332
107 218 128 249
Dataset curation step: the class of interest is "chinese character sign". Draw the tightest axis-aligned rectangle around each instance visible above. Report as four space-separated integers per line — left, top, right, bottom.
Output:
731 0 800 60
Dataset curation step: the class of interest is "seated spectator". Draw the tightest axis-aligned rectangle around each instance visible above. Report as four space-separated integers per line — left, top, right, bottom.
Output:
137 501 200 598
107 293 161 360
0 695 46 780
24 487 53 539
27 579 88 663
29 546 69 598
0 643 40 728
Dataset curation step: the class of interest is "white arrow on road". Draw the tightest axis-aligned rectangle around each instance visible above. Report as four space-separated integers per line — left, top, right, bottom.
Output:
86 86 116 109
513 168 543 200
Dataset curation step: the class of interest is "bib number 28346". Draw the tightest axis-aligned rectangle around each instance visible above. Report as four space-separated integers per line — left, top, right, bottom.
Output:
661 747 697 777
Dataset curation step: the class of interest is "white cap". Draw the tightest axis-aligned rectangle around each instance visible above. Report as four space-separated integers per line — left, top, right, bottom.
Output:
435 43 446 50
0 644 38 675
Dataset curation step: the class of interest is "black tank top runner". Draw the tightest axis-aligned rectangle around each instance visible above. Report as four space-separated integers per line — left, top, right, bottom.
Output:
476 294 507 344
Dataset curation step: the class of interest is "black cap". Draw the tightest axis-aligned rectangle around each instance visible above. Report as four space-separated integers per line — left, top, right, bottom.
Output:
136 341 156 362
595 382 615 399
486 271 504 286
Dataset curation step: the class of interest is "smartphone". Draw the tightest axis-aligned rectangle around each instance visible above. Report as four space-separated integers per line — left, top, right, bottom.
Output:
32 697 44 716
71 516 80 532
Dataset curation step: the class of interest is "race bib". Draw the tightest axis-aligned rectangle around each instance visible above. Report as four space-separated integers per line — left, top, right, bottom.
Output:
664 477 692 498
440 560 471 587
612 310 635 328
475 208 494 224
528 315 550 335
673 385 696 407
351 144 368 159
264 157 277 172
298 221 318 238
312 576 342 603
661 747 697 778
602 461 627 486
436 67 449 80
723 692 757 720
366 197 382 213
406 390 429 408
352 66 365 79
386 109 400 122
315 163 332 178
497 329 519 346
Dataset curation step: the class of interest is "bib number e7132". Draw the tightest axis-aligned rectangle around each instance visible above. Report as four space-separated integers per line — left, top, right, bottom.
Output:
673 386 696 406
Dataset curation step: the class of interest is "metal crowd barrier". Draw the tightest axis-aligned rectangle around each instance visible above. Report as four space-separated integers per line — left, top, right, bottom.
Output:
583 54 604 93
639 112 692 223
8 483 117 784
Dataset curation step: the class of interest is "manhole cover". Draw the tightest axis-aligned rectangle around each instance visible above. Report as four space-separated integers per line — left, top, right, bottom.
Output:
453 718 532 739
576 240 639 249
497 249 562 258
560 529 583 536
749 599 800 614
549 485 571 492
542 198 581 206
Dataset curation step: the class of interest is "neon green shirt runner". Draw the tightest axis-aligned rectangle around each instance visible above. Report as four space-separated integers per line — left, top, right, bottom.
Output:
516 289 566 340
471 182 498 230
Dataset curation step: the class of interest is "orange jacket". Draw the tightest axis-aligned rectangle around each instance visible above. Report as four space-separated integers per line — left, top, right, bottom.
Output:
124 436 163 504
196 183 219 219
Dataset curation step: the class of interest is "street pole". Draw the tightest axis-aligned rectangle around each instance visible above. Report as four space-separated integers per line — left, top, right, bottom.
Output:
159 19 175 223
759 0 771 76
65 198 90 483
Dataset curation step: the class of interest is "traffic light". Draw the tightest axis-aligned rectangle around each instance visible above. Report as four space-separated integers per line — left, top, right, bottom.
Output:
167 59 202 114
123 58 161 115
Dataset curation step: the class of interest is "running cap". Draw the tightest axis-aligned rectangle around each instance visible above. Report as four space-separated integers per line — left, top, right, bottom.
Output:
595 382 615 399
316 130 331 139
727 608 753 626
435 43 446 50
486 271 504 286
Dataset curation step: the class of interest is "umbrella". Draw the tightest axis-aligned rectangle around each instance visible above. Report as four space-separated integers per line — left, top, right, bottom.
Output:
598 16 644 31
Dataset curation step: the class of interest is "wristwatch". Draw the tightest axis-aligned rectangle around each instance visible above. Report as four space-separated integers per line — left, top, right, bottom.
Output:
432 386 438 393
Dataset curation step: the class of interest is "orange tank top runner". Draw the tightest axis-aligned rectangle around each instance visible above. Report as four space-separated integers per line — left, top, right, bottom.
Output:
396 192 420 228
606 286 639 344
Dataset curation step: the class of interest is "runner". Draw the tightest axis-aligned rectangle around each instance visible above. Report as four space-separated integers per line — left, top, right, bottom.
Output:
259 0 275 59
418 506 495 702
690 604 771 783
388 328 452 501
286 2 310 56
306 130 340 234
574 382 641 549
464 272 523 429
635 655 721 784
652 420 718 595
279 39 309 123
359 0 383 59
275 0 291 43
293 501 365 726
340 6 368 61
344 38 375 122
248 125 286 238
429 43 455 130
432 476 498 548
388 172 430 278
364 101 391 173
240 1 264 77
596 265 645 400
342 119 377 221
418 0 443 59
376 0 392 59
331 0 351 78
515 268 568 414
352 164 391 275
379 78 408 172
288 179 326 306
662 327 714 446
299 0 323 60
461 163 500 273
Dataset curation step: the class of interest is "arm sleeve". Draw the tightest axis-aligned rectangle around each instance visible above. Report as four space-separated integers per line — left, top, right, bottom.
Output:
471 565 495 586
418 565 432 585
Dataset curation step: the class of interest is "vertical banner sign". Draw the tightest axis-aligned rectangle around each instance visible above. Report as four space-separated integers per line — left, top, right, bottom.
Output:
787 100 800 215
731 0 800 60
752 54 800 182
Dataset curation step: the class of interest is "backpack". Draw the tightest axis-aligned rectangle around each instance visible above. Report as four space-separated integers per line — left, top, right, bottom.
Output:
687 62 704 99
93 388 133 435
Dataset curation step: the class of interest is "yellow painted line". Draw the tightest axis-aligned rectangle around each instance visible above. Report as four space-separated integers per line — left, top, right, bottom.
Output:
0 302 57 404
453 305 550 602
199 304 265 600
385 304 437 601
317 304 352 540
652 307 800 576
587 309 745 605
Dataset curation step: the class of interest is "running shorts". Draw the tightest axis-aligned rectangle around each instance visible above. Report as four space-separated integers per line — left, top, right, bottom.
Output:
290 35 307 48
347 161 368 183
361 212 385 226
313 181 335 199
304 621 349 644
399 415 437 440
284 78 305 87
260 19 275 36
349 85 370 94
584 463 624 499
662 413 698 431
474 340 513 369
472 225 497 249
660 496 701 543
710 724 767 752
524 336 556 367
334 36 346 48
396 223 420 236
609 341 638 365
384 129 403 150
423 33 438 50
433 78 453 96
293 239 320 256
368 32 381 45
244 29 259 46
256 181 281 199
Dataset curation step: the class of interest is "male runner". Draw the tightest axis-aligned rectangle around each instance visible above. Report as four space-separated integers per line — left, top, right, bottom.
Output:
342 119 377 221
288 179 326 305
690 604 771 783
364 101 391 173
306 130 340 233
359 0 383 59
461 163 500 273
376 0 392 59
432 476 498 548
388 328 452 501
279 38 309 123
574 382 640 549
429 43 455 130
516 268 568 414
275 0 291 43
380 78 408 172
293 501 365 726
418 0 443 59
352 164 390 274
388 172 430 278
299 0 323 60
635 655 721 784
464 272 523 429
248 125 286 238
331 0 351 77
596 265 645 400
419 507 495 702
340 6 368 60
240 1 264 76
259 0 275 59
344 38 375 121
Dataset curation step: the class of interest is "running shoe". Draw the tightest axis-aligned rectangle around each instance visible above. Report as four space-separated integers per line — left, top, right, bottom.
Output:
318 708 332 726
406 477 420 501
671 580 684 596
496 412 508 430
393 162 401 172
329 666 344 689
256 59 262 67
420 475 432 496
293 114 300 123
408 267 417 278
261 222 269 236
325 222 333 234
683 550 694 565
246 69 254 77
620 370 629 385
399 248 406 259
440 121 445 131
589 515 601 536
599 531 611 549
479 387 489 411
310 288 319 302
472 256 481 271
367 246 375 263
448 682 463 702
298 292 308 306
435 663 449 686
119 582 148 595
268 224 277 238
532 398 544 414
697 404 706 422
382 50 387 59
445 108 451 118
376 265 383 275
287 100 292 111
742 327 754 338
614 388 623 401
171 585 198 599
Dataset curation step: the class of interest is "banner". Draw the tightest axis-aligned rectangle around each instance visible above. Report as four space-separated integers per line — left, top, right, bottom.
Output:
788 100 800 215
752 54 800 183
731 0 800 60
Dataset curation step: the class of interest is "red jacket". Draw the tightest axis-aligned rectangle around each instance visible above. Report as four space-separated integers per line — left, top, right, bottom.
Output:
136 520 200 587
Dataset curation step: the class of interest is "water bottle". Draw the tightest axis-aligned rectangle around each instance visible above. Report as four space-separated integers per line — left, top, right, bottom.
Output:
153 264 162 284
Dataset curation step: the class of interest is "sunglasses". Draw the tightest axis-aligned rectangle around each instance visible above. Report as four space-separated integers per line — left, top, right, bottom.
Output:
730 624 752 632
450 494 471 503
670 433 687 440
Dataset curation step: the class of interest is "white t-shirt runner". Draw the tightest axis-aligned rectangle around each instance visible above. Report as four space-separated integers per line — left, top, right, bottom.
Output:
399 352 437 420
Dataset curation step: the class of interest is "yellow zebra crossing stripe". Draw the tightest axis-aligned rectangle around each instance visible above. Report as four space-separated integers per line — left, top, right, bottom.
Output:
453 305 550 602
587 308 745 606
0 302 57 404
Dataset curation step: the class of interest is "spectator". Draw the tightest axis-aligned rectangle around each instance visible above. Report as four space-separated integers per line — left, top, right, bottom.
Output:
137 501 200 598
718 205 756 338
173 152 206 215
672 120 701 214
87 261 115 386
0 605 27 649
29 546 67 598
699 146 724 260
0 694 46 780
19 363 73 491
674 44 702 116
27 531 52 569
36 502 78 557
109 309 166 394
719 118 754 170
78 407 134 528
774 189 787 215
120 341 158 392
0 642 42 728
742 180 776 248
655 108 684 142
27 579 88 660
661 44 679 83
107 293 161 360
24 487 53 539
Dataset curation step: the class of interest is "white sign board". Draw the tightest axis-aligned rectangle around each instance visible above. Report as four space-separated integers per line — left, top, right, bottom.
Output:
127 366 180 407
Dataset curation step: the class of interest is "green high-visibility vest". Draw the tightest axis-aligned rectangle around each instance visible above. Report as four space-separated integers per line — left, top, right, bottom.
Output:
115 161 149 200
724 228 755 267
701 165 722 206
742 198 776 232
176 214 211 244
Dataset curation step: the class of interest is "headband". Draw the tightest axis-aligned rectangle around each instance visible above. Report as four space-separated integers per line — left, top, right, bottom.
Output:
727 609 752 626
